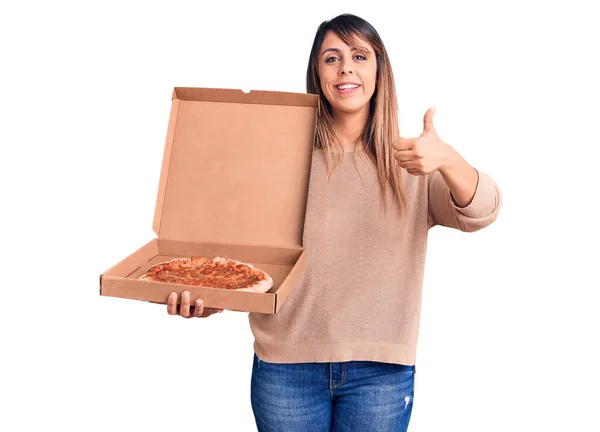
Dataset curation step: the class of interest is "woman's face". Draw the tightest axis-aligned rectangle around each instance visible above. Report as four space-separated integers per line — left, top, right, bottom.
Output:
317 30 377 118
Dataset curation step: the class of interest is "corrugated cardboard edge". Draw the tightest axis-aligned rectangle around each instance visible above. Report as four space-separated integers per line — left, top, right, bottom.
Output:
152 96 180 236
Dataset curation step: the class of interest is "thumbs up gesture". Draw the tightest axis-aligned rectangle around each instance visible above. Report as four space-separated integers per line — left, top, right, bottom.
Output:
393 107 453 175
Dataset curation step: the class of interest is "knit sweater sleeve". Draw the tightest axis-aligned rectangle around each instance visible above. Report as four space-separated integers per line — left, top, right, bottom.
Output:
427 168 502 232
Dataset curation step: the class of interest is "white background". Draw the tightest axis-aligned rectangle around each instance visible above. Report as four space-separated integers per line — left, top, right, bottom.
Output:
1 0 598 431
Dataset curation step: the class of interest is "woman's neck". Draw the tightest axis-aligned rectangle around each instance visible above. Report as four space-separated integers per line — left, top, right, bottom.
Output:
331 106 369 152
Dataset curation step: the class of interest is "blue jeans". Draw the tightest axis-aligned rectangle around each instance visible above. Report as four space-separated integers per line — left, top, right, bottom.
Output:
251 352 415 431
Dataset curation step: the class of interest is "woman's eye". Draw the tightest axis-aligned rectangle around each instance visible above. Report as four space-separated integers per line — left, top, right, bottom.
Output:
325 55 367 63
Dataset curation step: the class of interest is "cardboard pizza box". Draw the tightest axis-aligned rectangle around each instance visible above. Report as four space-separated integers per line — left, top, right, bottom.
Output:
99 87 318 314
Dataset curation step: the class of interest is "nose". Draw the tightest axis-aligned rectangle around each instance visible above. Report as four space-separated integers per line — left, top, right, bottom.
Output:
338 58 353 75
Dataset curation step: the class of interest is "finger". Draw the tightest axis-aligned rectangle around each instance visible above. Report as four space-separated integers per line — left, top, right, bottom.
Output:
392 137 415 151
192 299 204 317
401 160 420 171
167 292 178 315
422 107 437 135
394 149 419 162
395 156 419 169
180 291 191 317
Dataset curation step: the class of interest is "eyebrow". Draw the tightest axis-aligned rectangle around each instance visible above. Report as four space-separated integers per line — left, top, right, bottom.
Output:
320 47 371 56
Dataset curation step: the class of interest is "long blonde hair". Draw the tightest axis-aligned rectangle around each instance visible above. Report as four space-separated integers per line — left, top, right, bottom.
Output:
306 13 407 217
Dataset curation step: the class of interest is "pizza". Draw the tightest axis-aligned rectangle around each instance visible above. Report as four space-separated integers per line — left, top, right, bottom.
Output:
138 256 273 293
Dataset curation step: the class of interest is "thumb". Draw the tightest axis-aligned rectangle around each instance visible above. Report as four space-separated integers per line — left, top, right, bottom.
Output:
422 107 437 135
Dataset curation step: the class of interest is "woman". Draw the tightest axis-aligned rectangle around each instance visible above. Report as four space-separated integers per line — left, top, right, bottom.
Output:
165 13 502 432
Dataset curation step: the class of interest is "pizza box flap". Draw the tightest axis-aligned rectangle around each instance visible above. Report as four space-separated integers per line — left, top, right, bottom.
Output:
152 87 318 248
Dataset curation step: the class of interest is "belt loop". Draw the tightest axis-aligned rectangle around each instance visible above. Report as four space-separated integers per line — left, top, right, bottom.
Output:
255 353 261 368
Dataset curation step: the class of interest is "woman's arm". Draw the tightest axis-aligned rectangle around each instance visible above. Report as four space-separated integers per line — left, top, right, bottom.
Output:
438 147 479 208
427 149 502 232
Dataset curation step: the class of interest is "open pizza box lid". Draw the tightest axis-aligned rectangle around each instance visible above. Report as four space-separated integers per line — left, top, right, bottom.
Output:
100 87 319 314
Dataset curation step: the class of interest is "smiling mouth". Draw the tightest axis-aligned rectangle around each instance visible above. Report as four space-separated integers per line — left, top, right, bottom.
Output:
335 84 360 94
335 84 360 90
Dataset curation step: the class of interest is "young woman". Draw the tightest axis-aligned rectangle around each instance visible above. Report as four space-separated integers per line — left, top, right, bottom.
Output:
166 13 502 432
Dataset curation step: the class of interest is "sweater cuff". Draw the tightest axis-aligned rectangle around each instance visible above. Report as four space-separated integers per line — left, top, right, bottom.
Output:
449 169 498 219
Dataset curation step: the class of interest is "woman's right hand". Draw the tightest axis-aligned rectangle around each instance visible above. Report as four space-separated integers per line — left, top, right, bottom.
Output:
167 291 223 318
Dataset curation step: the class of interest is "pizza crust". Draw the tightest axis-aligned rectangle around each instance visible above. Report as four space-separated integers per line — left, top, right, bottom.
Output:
137 256 273 293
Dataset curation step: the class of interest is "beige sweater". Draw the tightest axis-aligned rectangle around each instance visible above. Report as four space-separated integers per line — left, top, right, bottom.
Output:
248 147 502 365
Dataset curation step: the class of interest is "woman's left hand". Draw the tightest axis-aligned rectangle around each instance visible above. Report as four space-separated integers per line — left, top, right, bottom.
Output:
392 107 454 175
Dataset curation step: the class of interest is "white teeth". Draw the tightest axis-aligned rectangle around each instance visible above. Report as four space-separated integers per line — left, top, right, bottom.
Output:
336 84 358 90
